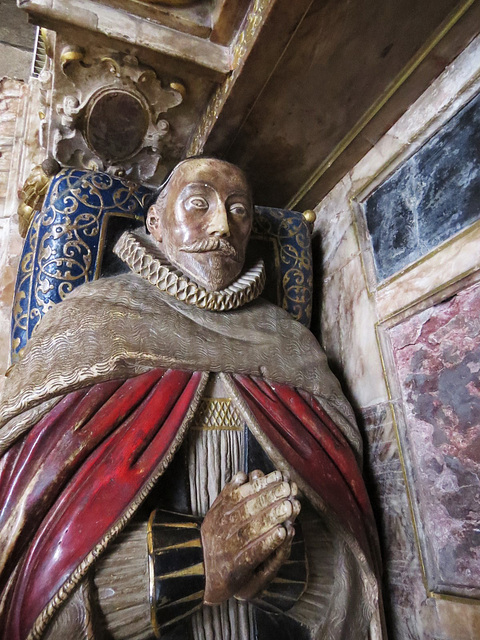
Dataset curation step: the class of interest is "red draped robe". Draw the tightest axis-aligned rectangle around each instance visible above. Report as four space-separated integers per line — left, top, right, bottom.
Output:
0 367 378 640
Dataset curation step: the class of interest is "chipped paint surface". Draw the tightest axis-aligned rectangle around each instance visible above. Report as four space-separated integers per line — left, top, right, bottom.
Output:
390 281 480 597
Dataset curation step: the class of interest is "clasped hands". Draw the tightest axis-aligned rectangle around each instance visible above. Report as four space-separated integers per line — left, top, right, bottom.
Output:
201 469 300 605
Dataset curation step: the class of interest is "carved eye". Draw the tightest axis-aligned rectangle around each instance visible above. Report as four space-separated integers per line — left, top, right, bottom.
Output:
185 196 209 211
229 203 247 216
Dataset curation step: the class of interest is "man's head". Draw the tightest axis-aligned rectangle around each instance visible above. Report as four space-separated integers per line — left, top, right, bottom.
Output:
146 157 253 291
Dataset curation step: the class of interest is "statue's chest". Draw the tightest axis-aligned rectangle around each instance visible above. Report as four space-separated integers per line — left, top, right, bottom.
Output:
187 373 257 640
154 372 307 640
156 373 273 640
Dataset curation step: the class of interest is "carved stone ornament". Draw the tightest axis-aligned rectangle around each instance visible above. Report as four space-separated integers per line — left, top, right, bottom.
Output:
53 51 185 181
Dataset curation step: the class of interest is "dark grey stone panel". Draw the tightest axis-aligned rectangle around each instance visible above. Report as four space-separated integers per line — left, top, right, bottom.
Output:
364 90 480 281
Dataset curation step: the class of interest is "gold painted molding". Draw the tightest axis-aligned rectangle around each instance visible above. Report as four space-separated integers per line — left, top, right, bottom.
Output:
286 0 478 209
187 0 276 156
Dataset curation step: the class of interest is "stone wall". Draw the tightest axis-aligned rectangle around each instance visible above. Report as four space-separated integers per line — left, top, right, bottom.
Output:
313 34 480 640
0 78 27 397
0 71 44 398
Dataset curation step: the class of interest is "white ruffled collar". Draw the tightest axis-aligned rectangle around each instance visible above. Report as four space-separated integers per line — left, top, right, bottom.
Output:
114 230 266 312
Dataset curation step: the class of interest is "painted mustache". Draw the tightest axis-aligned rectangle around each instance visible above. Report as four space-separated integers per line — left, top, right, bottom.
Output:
180 237 238 258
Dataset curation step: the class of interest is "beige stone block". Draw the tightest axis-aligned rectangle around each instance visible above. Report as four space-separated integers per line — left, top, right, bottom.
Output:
0 183 8 201
0 270 14 380
0 152 13 172
0 120 20 148
0 170 12 200
0 78 25 99
314 176 361 278
435 598 480 640
0 263 17 308
0 321 12 363
0 97 22 112
322 255 388 408
0 109 19 124
376 222 480 320
0 98 21 115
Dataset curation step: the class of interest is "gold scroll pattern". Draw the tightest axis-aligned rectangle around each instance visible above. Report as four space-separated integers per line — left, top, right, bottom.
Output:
11 169 152 361
252 206 313 327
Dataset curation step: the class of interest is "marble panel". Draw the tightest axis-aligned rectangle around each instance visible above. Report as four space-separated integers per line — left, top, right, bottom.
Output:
350 134 404 195
435 598 480 640
314 174 361 278
348 36 480 198
389 281 480 597
311 30 480 640
361 402 430 640
321 255 388 409
364 89 480 282
376 220 480 320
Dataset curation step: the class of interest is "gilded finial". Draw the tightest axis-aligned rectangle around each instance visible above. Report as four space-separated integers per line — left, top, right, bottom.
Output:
17 157 60 238
60 46 85 70
303 209 316 224
170 82 187 99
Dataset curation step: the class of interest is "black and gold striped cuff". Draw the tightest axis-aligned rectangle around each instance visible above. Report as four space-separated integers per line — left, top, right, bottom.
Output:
147 509 205 637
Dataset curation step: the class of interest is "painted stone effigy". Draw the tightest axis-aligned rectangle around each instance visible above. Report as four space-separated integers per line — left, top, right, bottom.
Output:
11 168 313 363
0 158 383 640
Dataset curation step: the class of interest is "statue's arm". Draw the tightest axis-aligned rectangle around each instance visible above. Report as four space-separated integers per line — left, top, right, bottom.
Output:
88 470 302 639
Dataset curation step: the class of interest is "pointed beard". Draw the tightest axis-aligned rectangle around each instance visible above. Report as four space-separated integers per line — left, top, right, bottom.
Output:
204 254 230 289
163 240 243 291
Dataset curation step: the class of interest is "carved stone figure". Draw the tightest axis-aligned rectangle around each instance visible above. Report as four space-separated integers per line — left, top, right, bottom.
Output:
0 158 383 640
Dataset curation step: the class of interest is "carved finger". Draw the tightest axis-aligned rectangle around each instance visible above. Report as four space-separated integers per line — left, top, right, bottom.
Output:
279 499 301 530
235 525 294 600
226 481 292 522
231 471 248 486
233 499 293 544
291 498 301 520
208 471 249 512
235 470 283 500
249 469 264 481
234 525 287 574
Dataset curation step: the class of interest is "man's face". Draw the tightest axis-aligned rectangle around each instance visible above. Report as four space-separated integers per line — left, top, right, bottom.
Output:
147 158 253 291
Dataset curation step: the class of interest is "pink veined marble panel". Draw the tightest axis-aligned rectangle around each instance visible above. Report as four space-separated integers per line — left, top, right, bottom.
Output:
389 281 480 598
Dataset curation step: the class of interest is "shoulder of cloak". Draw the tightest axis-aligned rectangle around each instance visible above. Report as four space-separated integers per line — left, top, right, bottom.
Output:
0 274 358 449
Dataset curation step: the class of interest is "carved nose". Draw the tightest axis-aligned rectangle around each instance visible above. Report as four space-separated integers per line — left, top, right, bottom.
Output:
207 205 230 237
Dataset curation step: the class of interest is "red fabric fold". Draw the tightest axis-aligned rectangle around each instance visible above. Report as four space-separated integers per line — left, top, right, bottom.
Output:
1 368 203 640
233 374 378 568
0 370 378 640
